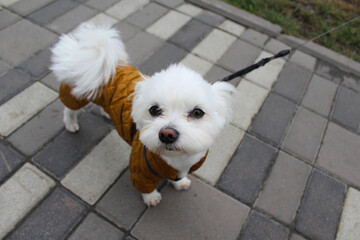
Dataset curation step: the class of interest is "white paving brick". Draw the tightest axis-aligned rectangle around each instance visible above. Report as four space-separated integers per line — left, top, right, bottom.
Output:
218 20 245 36
336 188 360 240
62 130 131 205
176 3 202 17
0 82 57 137
194 124 245 185
181 53 213 76
0 0 20 7
192 28 236 63
232 79 269 130
146 10 191 40
245 51 286 89
105 0 149 20
86 13 118 27
0 163 55 238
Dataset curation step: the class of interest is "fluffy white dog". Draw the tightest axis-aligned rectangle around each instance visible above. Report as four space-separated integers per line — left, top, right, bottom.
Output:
51 23 234 206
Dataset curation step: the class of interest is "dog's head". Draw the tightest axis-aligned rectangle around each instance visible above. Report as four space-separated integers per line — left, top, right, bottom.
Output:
131 64 234 156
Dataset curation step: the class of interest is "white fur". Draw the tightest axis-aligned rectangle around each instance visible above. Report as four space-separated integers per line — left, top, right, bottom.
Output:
171 177 191 190
53 23 235 207
131 64 235 157
50 23 129 99
142 190 162 207
63 107 79 132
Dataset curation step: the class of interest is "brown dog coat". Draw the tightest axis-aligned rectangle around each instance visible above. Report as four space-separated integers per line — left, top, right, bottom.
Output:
59 65 207 193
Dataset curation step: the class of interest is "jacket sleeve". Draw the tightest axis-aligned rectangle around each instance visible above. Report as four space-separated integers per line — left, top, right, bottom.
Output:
59 83 90 110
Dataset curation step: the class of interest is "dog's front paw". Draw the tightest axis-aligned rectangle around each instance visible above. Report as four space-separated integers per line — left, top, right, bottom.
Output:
65 122 80 132
142 190 162 207
171 177 191 191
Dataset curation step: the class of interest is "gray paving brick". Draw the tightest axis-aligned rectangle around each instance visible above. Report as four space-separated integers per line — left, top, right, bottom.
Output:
295 169 346 240
315 60 342 83
7 187 88 240
126 2 168 29
40 72 60 91
343 74 360 93
0 60 10 77
273 62 312 103
317 122 360 188
0 68 32 105
154 0 183 8
8 99 64 156
125 236 137 240
47 5 97 34
290 233 307 240
96 171 147 231
138 42 187 75
9 0 54 16
169 18 212 51
301 74 338 117
132 176 250 240
32 112 112 179
195 10 224 27
19 47 51 80
113 21 141 43
282 107 327 163
218 39 261 72
204 64 233 85
27 0 79 26
0 9 20 30
254 151 311 224
290 50 317 71
331 85 360 133
69 213 124 240
85 0 118 11
125 31 164 66
0 142 25 183
249 93 297 146
0 19 57 66
264 38 290 55
217 134 277 205
240 28 269 47
239 211 290 240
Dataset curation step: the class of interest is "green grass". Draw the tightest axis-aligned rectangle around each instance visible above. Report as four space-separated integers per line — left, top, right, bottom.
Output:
222 0 360 62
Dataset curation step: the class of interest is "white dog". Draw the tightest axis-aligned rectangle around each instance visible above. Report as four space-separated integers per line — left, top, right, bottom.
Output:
51 23 234 206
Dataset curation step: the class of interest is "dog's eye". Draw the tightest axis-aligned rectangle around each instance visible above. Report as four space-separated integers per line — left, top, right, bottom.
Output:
149 105 162 117
189 108 205 119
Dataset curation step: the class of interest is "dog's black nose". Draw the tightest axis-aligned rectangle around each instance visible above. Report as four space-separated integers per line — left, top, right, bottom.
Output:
159 128 179 144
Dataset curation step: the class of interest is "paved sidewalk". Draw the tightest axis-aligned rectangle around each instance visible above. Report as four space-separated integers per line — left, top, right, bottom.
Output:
1 0 360 239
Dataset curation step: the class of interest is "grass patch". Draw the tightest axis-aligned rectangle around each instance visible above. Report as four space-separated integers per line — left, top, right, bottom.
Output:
222 0 360 62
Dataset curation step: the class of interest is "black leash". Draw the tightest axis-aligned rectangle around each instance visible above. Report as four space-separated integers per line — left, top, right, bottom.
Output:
218 15 360 83
219 49 290 82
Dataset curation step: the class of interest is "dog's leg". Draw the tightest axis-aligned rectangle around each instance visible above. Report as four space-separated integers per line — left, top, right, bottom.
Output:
142 190 162 207
100 108 111 120
63 107 80 132
171 176 191 191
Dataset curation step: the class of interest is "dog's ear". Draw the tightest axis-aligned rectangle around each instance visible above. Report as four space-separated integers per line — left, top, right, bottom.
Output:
211 81 235 126
131 75 149 128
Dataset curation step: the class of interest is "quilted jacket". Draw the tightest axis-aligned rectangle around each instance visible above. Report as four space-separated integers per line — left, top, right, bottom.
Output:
59 65 207 193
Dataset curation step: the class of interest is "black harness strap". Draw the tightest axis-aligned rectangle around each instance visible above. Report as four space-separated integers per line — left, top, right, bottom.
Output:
144 146 181 182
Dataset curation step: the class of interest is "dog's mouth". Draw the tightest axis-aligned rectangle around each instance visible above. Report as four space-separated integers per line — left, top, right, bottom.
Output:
165 144 182 151
158 144 183 152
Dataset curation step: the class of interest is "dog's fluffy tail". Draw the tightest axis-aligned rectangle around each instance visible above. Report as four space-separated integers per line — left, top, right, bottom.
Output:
50 23 129 99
